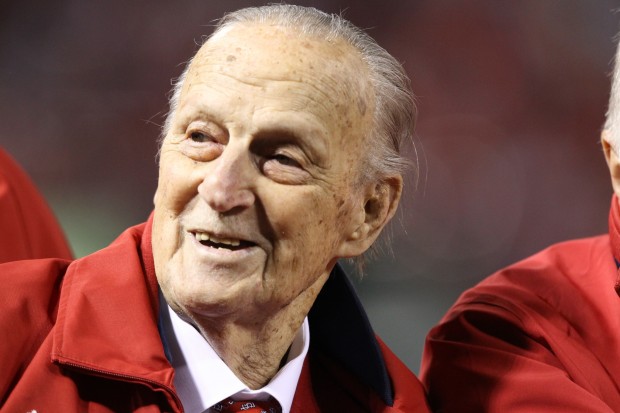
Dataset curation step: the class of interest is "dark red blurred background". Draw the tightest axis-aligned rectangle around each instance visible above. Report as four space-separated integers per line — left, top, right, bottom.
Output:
1 0 618 372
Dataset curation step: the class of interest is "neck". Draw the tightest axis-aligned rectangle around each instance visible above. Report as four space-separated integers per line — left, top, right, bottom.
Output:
191 272 329 389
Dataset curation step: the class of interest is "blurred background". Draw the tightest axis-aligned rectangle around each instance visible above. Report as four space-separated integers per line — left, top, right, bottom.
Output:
1 0 618 373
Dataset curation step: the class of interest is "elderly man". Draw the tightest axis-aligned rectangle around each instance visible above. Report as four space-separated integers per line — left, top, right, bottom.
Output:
0 5 429 412
421 38 620 412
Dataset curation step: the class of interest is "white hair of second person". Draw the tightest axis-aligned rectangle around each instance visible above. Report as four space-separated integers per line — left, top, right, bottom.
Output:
606 37 620 151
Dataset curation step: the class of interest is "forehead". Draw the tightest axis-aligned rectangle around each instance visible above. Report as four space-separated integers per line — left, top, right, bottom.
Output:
178 23 373 133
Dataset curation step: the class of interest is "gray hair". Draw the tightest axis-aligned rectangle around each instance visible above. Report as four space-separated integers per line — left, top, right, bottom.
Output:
607 36 620 150
162 4 416 184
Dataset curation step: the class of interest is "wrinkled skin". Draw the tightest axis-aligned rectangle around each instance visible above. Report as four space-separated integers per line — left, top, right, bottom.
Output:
152 23 401 388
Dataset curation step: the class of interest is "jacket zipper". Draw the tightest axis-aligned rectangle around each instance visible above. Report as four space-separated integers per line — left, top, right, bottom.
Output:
56 360 184 413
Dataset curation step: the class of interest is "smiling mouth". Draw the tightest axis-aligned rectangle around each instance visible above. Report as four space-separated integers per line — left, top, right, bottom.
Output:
192 231 255 251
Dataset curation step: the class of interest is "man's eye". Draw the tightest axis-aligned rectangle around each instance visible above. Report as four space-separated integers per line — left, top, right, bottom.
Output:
190 131 210 142
261 152 310 184
271 154 301 168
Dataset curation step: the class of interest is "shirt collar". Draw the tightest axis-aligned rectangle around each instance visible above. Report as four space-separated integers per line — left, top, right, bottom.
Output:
160 294 309 413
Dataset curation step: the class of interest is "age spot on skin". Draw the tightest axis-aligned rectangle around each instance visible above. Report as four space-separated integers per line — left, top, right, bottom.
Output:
357 96 367 116
227 55 237 62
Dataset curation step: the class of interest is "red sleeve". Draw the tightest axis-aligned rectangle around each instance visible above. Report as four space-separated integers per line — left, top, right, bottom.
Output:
420 301 615 413
0 148 72 262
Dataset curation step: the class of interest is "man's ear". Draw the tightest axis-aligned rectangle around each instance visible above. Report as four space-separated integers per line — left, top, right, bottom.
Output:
337 175 403 258
602 130 620 197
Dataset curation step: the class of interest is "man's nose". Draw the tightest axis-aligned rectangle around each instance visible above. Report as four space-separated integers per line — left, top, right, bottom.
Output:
197 146 255 212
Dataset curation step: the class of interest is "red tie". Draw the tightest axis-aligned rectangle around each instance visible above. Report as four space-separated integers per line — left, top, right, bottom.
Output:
210 396 281 413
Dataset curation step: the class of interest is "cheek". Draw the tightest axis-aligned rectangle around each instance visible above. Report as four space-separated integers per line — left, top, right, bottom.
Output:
153 155 199 272
152 201 181 274
273 190 348 259
156 155 201 214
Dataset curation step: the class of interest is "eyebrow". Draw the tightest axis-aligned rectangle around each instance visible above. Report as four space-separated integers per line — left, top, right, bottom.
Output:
175 104 216 127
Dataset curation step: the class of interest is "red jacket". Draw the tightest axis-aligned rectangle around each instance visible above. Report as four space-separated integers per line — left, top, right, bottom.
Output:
421 197 620 412
0 148 72 262
0 217 429 412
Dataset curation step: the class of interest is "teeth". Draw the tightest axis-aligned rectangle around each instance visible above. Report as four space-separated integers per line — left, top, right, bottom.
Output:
195 232 240 247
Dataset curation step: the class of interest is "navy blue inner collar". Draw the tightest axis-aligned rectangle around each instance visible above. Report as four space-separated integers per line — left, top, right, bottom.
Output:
308 263 394 406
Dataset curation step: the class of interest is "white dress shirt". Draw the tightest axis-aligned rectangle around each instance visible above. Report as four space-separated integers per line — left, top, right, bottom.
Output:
161 302 309 413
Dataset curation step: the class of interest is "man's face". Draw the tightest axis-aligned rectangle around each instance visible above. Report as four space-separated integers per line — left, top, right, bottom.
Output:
152 24 374 321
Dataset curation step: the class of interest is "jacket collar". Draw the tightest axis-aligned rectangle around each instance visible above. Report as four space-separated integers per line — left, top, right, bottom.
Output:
52 214 393 405
51 216 173 385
